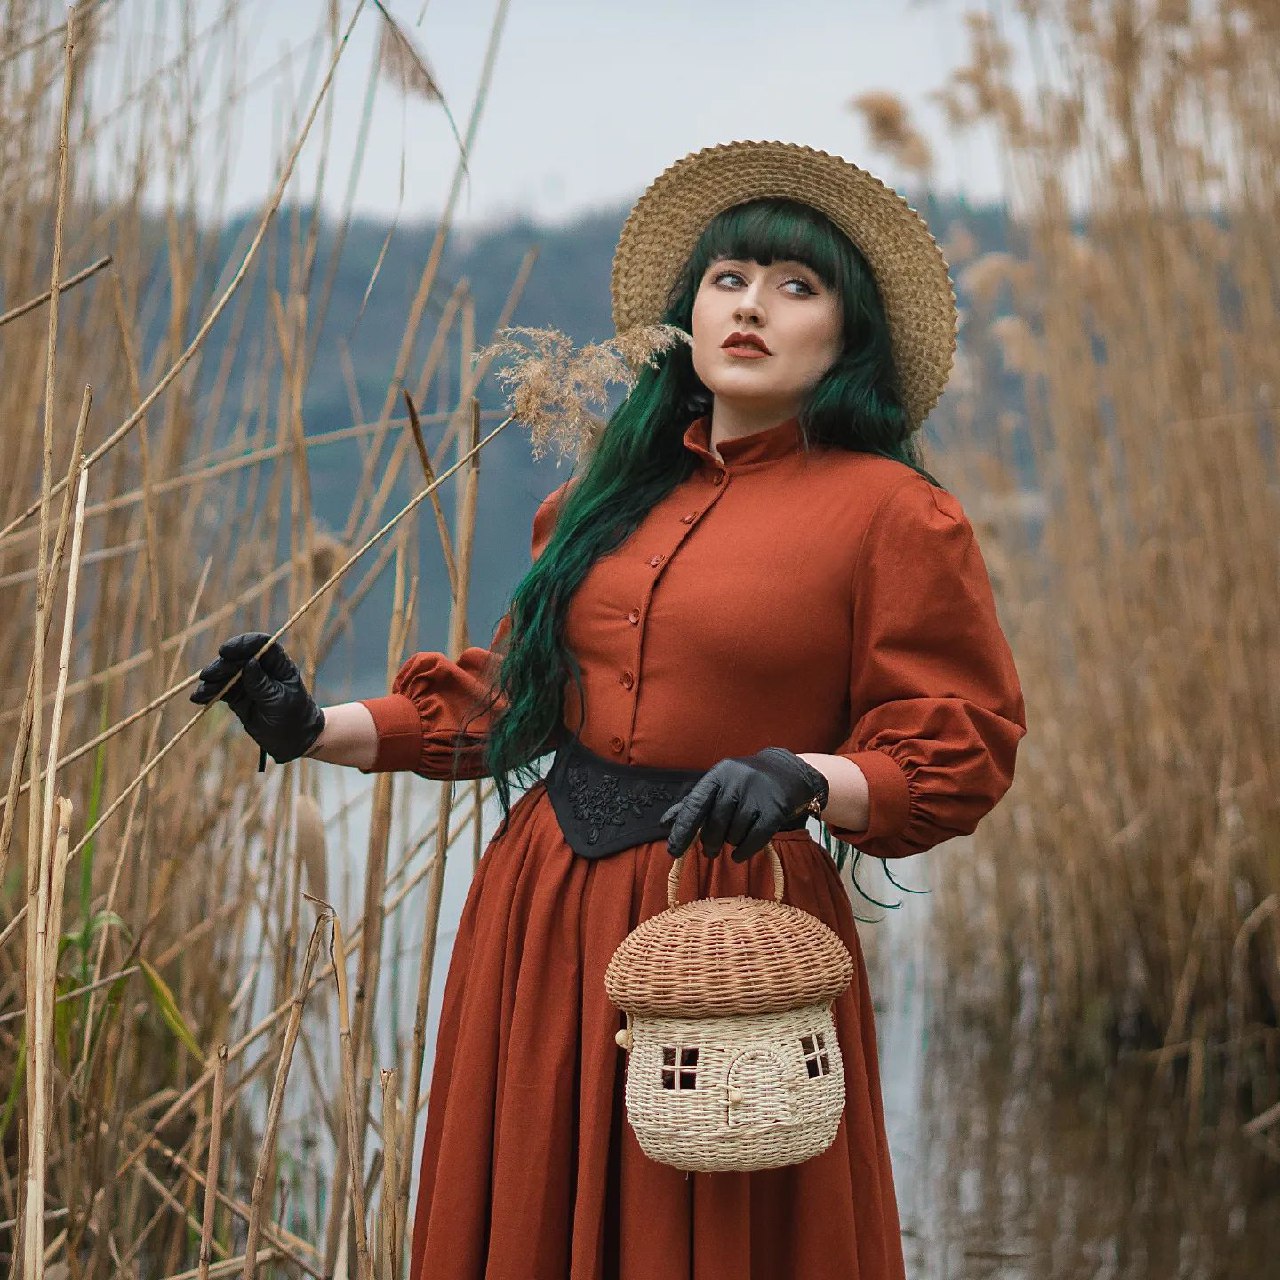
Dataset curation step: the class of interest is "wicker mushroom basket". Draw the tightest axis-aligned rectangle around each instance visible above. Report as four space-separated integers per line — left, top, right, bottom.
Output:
604 840 854 1173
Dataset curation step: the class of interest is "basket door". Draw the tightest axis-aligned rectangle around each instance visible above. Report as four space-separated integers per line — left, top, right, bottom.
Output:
725 1049 792 1128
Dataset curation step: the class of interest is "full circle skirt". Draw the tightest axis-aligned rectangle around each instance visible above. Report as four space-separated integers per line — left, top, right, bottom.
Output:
409 781 906 1280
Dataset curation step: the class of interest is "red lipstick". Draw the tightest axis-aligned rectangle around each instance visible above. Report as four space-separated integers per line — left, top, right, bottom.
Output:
722 331 771 357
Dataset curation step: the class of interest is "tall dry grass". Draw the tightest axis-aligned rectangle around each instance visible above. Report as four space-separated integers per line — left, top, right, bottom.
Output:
0 1 540 1275
876 3 1279 1149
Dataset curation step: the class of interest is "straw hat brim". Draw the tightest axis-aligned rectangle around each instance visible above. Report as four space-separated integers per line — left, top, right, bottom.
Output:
610 140 957 432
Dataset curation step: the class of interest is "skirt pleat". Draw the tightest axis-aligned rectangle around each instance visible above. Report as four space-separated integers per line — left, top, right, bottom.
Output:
409 782 905 1280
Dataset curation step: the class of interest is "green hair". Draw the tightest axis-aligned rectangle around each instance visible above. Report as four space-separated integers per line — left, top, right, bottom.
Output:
456 197 942 903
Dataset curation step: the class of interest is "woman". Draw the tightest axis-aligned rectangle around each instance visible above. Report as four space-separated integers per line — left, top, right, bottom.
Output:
193 141 1026 1279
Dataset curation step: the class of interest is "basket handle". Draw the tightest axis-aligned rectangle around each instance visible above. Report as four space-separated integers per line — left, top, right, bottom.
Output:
666 839 785 910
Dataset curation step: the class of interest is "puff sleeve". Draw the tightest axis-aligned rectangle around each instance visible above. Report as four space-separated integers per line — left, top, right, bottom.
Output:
826 475 1027 860
358 479 571 778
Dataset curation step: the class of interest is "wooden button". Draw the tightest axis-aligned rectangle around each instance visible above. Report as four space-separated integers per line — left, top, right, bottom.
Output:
648 554 663 568
609 736 624 753
680 512 697 524
620 670 635 689
627 609 640 625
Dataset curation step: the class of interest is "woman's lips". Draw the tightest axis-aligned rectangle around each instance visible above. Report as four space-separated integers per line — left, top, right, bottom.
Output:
722 344 770 358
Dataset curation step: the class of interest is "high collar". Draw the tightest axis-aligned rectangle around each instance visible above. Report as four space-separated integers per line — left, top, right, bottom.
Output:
680 414 805 473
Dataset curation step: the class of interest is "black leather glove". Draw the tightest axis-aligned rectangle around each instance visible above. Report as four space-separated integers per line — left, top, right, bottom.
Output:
660 747 831 862
189 632 325 766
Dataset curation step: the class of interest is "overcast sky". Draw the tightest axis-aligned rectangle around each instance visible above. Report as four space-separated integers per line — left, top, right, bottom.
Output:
98 0 1011 227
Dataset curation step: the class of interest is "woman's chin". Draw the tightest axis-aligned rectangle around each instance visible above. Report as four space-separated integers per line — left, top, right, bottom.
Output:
705 383 801 412
700 368 788 396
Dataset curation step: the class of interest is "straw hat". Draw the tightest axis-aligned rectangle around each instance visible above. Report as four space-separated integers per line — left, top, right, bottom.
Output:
610 140 958 432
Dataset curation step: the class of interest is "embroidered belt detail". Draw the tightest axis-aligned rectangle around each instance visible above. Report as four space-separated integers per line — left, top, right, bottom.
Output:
544 733 808 861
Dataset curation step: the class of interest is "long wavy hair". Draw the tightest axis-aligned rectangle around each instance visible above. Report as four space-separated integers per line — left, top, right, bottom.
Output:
458 197 943 895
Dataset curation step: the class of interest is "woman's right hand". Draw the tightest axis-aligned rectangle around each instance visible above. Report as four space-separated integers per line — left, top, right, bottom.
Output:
190 632 326 764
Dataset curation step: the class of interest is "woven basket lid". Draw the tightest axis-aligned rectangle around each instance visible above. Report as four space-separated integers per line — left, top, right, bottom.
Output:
610 139 957 432
604 846 854 1018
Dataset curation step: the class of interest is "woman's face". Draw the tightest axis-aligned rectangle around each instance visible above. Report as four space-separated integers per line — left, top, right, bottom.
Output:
689 256 843 420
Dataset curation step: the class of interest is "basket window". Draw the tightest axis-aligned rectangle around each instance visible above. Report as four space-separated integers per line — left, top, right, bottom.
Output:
801 1031 832 1080
661 1045 699 1090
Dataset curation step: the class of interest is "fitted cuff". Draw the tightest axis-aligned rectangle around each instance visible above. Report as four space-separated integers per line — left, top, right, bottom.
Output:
358 693 423 773
828 748 912 843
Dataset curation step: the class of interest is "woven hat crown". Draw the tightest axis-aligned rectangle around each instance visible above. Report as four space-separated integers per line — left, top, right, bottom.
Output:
610 140 958 432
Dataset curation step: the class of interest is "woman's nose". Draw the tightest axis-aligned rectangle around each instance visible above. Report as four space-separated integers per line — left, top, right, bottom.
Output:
734 294 764 325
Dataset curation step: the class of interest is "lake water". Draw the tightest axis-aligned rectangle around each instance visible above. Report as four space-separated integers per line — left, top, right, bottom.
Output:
307 773 1279 1278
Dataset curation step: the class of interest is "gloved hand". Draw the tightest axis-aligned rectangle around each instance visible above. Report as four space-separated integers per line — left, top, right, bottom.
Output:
660 747 830 862
189 632 325 766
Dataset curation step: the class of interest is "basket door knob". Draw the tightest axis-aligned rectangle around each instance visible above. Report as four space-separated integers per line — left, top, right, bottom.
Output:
615 1028 633 1051
728 1087 744 1105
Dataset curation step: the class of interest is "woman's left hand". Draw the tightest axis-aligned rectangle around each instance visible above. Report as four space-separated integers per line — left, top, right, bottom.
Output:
660 747 830 862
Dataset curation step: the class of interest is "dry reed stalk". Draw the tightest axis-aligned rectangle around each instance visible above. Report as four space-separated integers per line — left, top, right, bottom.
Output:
455 401 483 877
425 245 537 478
0 538 144 589
0 966 139 1028
106 268 166 695
394 775 455 1266
22 796 71 1280
0 386 90 888
19 19 76 1268
403 388 459 602
330 913 372 1280
294 793 329 906
0 254 111 328
20 44 74 991
161 1250 280 1280
450 358 479 640
125 1156 232 1271
355 549 413 1084
376 1069 401 1280
239 914 325 1280
0 0 369 546
37 463 89 920
78 557 214 1066
323 541 413 1268
195 1044 225 1280
338 0 512 552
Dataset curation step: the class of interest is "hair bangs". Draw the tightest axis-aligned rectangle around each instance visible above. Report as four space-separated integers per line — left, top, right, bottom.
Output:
689 199 852 294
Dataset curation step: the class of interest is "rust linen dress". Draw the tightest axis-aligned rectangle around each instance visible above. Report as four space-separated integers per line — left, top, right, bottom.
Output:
360 413 1027 1280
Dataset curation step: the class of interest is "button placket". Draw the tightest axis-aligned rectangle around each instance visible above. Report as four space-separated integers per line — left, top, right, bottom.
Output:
615 478 725 757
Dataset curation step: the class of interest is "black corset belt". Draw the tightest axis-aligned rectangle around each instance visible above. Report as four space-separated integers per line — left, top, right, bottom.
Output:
543 733 810 861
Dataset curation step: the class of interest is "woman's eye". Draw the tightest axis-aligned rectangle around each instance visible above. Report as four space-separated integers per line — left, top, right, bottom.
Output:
709 268 816 294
